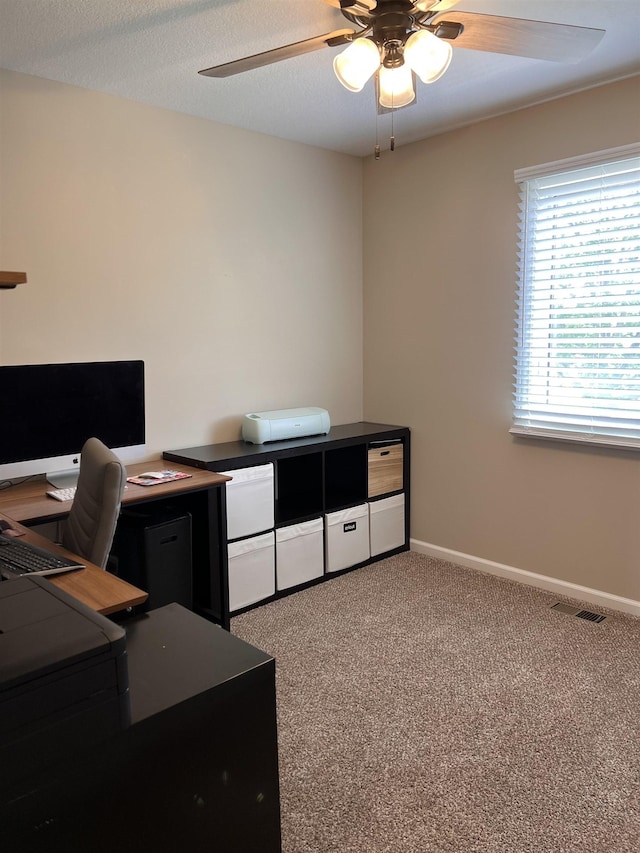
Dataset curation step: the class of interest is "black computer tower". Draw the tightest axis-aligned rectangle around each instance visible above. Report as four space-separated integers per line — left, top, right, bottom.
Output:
111 508 192 611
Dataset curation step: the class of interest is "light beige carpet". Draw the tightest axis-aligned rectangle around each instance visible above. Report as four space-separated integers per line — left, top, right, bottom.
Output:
232 551 640 853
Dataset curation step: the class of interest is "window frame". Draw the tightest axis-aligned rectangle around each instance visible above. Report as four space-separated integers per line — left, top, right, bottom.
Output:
511 143 640 451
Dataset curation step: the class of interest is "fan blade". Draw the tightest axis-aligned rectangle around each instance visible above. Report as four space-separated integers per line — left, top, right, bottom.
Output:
199 29 356 78
433 11 605 63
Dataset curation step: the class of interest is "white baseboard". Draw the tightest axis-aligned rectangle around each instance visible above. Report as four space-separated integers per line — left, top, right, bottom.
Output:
410 539 640 618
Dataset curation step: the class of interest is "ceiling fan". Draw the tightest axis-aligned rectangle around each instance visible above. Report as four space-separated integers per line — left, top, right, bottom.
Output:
199 1 605 118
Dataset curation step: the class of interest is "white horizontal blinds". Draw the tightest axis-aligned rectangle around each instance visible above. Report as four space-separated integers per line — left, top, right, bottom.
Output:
512 145 640 449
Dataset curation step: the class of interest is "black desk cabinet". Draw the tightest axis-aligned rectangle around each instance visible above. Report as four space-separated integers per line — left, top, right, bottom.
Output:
164 422 410 620
2 605 281 853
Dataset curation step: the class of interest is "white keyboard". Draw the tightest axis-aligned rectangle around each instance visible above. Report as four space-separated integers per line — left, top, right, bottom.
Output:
46 486 77 502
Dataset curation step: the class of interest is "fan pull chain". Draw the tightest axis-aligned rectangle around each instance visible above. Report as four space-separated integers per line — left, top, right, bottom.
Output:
390 100 395 152
373 73 398 158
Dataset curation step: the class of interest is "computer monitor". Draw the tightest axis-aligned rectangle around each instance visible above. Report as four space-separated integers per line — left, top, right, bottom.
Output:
0 360 145 487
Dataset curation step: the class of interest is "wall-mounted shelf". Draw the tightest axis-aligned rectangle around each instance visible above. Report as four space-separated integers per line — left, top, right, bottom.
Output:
0 271 27 289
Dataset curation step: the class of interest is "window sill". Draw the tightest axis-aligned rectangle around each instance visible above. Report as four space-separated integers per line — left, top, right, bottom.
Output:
509 426 640 452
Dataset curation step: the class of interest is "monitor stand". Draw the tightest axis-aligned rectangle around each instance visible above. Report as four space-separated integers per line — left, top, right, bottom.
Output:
46 469 80 489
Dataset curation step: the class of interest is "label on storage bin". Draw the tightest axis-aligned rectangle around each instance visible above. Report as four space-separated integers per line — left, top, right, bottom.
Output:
344 522 357 533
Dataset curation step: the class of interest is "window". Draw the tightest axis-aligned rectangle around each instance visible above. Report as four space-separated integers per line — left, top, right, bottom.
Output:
512 144 640 450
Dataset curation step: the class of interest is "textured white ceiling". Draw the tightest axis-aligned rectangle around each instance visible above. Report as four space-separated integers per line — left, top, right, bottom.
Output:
1 0 639 157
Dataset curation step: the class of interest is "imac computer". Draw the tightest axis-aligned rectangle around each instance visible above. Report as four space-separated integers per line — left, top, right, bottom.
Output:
0 360 145 487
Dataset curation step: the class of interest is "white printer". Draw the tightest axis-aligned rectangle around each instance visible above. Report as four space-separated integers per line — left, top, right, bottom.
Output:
242 407 330 444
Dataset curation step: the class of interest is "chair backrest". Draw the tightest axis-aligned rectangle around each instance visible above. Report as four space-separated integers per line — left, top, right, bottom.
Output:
62 437 127 569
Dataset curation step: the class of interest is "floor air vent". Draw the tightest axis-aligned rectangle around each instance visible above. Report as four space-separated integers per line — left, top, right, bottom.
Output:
575 609 606 623
551 602 606 623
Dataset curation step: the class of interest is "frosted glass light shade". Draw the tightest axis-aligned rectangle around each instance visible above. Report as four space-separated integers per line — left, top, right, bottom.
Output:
378 64 415 109
415 0 457 10
404 30 452 83
333 38 380 92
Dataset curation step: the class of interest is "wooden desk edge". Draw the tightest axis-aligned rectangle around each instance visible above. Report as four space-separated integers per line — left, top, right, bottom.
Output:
0 463 231 525
0 463 229 615
0 513 148 615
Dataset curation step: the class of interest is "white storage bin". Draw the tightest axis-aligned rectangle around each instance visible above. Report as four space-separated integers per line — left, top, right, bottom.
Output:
222 463 274 541
227 531 275 612
325 504 369 573
369 493 405 557
276 518 324 592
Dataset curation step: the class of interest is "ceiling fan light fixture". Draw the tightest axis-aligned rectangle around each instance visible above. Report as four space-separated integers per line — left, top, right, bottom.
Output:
415 0 460 11
333 37 380 92
404 29 453 84
378 63 415 110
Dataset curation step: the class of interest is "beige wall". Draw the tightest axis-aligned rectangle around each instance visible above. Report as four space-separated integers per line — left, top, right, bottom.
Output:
363 76 640 603
0 70 364 453
2 68 639 605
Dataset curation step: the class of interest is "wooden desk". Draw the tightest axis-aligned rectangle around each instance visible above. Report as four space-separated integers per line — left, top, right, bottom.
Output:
0 463 231 623
0 512 147 615
0 461 230 525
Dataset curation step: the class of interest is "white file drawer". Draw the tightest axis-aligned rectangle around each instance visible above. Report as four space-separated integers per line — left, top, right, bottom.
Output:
276 518 324 591
222 463 274 541
369 493 405 556
228 531 275 612
325 504 369 573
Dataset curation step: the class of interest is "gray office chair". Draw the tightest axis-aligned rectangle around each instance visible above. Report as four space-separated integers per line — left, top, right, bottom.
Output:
62 437 127 569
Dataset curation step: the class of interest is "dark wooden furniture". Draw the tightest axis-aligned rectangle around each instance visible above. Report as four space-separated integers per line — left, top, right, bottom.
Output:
0 270 27 288
0 462 231 626
2 603 282 853
0 462 229 525
0 511 148 615
164 421 410 613
2 424 410 627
